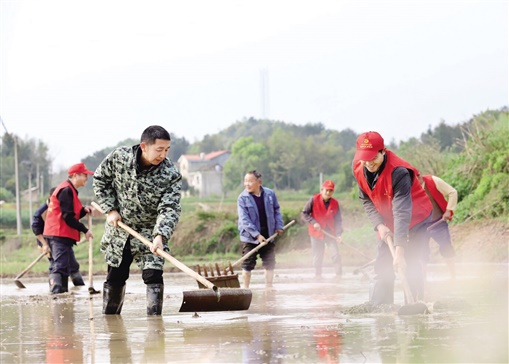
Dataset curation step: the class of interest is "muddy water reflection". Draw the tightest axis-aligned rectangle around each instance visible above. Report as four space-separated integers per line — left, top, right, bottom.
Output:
0 264 507 363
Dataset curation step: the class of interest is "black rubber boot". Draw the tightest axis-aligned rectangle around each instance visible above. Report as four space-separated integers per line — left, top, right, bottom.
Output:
103 282 126 315
62 275 69 293
71 272 85 286
146 283 164 316
49 273 64 294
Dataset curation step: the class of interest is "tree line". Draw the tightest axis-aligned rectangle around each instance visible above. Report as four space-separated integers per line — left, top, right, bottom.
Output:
1 107 507 222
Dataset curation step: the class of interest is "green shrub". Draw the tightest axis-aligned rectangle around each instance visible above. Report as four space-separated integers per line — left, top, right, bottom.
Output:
0 187 15 202
0 208 31 229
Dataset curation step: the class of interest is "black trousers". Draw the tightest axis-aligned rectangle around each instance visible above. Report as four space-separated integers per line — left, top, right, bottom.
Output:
48 238 78 278
106 238 163 286
241 241 276 271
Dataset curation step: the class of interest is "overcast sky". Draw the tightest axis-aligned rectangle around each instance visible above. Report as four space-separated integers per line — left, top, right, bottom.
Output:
1 0 507 171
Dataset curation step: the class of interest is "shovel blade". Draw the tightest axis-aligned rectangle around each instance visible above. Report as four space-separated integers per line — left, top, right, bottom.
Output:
179 288 252 312
14 279 26 289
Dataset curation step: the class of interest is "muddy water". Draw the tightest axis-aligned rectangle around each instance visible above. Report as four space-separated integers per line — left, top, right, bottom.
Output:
0 263 507 363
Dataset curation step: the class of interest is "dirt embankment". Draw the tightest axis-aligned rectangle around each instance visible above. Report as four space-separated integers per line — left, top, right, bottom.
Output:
447 218 508 263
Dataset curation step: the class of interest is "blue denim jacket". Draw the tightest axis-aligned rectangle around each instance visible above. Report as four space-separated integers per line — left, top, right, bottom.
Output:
237 186 284 244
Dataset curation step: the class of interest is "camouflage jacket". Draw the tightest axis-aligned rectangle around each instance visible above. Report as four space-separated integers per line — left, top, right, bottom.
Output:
93 145 182 267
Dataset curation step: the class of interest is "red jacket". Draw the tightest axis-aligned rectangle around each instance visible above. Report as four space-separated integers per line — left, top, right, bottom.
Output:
43 181 83 241
353 150 431 231
307 193 340 239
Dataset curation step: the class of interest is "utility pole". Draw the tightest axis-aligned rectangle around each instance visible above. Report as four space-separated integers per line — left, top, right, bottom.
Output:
22 161 33 226
1 116 22 235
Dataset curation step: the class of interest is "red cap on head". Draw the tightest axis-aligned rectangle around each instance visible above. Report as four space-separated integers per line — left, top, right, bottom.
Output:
322 180 335 191
354 131 385 161
68 162 94 176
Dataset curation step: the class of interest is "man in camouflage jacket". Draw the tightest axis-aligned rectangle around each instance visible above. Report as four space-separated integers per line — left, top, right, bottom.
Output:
93 125 182 315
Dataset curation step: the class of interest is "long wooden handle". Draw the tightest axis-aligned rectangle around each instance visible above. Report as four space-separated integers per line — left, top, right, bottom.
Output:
354 258 376 272
91 202 217 291
14 252 46 280
386 236 415 304
232 220 295 268
88 214 94 287
321 230 373 260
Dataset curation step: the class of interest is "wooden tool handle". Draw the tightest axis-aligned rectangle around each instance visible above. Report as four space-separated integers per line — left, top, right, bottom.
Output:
14 252 46 280
91 202 217 291
386 236 415 304
232 220 295 268
88 214 94 287
321 230 373 260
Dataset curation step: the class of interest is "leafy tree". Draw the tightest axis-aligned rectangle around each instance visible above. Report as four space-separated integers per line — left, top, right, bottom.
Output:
0 187 14 202
328 128 358 154
223 137 268 191
168 135 190 162
268 128 306 189
421 120 464 152
0 133 52 196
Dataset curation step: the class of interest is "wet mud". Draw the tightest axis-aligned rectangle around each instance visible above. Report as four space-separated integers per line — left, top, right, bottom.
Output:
0 263 507 363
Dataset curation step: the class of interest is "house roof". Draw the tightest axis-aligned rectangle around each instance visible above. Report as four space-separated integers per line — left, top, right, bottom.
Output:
179 150 229 162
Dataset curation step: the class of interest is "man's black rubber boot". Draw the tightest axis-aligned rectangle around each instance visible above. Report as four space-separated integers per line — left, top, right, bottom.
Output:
71 272 85 286
49 273 64 294
103 282 126 315
62 275 69 292
146 283 164 316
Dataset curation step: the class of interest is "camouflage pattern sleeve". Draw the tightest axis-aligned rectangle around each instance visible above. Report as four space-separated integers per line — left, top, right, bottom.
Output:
93 147 127 213
153 165 182 240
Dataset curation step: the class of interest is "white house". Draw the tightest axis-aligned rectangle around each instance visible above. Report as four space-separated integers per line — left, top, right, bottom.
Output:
177 150 230 198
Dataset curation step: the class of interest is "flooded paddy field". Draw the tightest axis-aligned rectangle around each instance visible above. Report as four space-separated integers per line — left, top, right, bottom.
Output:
0 263 507 363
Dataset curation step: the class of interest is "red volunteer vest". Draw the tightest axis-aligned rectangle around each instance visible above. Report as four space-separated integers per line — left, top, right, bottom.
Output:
308 193 340 239
43 181 83 241
422 174 453 218
353 150 431 231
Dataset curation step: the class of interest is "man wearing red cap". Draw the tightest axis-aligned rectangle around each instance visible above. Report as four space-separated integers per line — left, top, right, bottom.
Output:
301 180 344 279
32 187 86 288
352 131 432 305
43 162 94 294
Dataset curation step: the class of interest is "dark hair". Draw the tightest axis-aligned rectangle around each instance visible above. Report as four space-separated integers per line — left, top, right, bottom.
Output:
247 170 262 180
141 125 171 145
46 187 56 203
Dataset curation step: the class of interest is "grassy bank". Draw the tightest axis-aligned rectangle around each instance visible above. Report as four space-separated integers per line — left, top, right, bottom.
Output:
1 192 507 278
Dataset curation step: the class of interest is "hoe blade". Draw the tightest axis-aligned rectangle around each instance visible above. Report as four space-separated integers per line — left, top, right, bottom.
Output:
179 288 252 312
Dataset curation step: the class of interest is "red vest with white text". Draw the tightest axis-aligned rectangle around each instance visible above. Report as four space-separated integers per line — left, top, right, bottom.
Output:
307 193 340 239
353 150 431 231
43 181 82 241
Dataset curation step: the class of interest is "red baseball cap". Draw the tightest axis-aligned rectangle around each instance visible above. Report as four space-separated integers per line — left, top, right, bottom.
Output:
68 162 94 176
354 131 385 161
322 180 335 191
